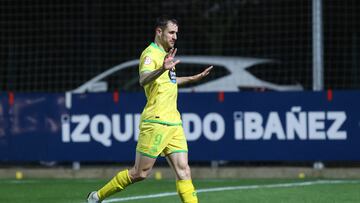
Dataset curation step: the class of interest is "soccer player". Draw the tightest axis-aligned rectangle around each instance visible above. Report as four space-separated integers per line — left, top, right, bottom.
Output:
87 16 213 203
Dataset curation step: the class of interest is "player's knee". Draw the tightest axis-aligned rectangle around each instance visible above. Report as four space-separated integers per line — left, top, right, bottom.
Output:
177 164 191 180
129 168 151 182
138 170 150 180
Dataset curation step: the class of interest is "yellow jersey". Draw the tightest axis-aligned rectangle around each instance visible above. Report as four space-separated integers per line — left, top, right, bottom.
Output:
139 42 181 126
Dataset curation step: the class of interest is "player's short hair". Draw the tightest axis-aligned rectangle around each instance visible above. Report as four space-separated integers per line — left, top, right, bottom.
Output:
155 16 178 31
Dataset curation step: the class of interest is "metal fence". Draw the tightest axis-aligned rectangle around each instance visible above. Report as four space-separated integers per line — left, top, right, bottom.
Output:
0 0 359 92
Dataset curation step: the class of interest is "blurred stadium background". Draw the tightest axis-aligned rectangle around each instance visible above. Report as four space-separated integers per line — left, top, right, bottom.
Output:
1 0 360 92
1 0 360 202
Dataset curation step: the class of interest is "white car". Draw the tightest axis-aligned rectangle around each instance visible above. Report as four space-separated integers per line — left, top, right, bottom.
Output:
71 56 302 93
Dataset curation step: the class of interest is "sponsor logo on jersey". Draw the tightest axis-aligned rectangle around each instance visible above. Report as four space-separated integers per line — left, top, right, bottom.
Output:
144 56 152 65
168 69 176 83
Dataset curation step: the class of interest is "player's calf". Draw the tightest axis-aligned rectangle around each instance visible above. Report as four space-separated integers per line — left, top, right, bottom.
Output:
96 169 133 201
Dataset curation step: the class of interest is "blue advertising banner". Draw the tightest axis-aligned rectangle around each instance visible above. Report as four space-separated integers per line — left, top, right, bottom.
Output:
0 93 9 160
0 91 359 161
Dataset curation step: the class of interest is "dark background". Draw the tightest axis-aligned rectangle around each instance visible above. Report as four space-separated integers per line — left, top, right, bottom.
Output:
0 0 359 92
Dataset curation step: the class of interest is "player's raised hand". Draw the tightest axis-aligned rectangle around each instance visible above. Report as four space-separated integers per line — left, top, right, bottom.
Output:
200 66 213 77
194 66 213 81
163 48 180 70
168 47 177 58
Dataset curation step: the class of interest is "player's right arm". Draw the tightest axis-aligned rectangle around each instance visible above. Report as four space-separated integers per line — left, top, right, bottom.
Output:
139 68 166 86
139 48 180 86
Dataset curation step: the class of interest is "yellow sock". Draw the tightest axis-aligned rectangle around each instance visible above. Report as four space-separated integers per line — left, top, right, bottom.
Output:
176 179 198 203
97 169 132 200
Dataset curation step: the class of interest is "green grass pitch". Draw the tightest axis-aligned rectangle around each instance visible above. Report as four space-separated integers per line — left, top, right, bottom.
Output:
0 178 360 203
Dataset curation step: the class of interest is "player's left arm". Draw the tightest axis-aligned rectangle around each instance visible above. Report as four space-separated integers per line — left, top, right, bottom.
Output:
177 66 213 86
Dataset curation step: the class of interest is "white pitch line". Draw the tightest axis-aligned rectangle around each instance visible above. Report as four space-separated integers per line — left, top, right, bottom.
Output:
103 180 360 203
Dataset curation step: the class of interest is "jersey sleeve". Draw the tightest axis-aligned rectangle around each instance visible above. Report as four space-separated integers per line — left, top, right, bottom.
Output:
139 54 156 73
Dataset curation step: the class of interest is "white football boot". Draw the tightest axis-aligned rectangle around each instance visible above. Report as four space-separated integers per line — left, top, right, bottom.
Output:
87 191 101 203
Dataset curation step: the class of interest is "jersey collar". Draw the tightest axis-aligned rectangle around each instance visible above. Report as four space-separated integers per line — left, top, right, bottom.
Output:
151 42 166 53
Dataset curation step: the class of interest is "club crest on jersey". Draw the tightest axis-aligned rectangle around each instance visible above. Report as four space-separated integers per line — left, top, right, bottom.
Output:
144 56 152 65
168 69 177 83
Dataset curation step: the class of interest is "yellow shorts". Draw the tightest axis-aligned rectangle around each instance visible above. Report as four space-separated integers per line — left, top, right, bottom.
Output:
136 122 188 158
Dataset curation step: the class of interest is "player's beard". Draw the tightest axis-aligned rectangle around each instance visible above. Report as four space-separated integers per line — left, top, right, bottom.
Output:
166 41 175 51
162 37 175 51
